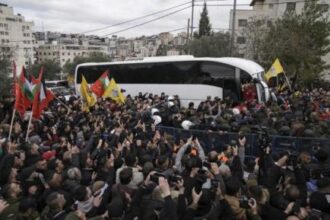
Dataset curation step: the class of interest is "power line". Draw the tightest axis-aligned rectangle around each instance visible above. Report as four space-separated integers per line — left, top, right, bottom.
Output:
194 0 309 7
167 27 187 32
80 1 191 34
101 6 191 37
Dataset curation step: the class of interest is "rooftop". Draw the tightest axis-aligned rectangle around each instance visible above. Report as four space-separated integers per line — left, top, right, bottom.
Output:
250 0 265 6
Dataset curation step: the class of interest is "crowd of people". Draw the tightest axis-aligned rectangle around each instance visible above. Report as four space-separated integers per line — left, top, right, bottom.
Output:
0 88 329 220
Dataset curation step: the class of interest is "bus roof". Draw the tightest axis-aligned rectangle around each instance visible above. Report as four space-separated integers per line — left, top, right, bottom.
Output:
77 56 265 75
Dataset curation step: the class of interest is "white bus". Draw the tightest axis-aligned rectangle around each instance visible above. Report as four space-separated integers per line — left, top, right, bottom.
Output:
75 56 270 106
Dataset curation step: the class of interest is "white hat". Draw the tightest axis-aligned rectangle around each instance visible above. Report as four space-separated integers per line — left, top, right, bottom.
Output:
181 120 194 130
152 115 162 125
232 108 240 115
151 108 159 115
168 96 174 101
168 101 175 107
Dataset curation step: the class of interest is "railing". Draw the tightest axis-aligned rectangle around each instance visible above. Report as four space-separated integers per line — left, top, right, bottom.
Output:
157 126 330 156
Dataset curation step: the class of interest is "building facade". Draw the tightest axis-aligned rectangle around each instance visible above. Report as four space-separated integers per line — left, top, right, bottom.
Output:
0 3 34 75
35 34 108 67
230 0 330 78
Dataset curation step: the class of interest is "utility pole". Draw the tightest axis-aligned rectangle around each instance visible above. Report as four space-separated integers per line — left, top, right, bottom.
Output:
230 0 237 56
187 18 190 54
190 0 195 40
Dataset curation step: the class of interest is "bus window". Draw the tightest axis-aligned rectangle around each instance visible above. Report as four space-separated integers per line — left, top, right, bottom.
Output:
240 70 252 84
107 62 199 84
77 66 109 84
200 62 238 101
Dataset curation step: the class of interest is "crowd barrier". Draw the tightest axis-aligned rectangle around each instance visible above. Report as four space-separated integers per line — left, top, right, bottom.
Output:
157 126 330 156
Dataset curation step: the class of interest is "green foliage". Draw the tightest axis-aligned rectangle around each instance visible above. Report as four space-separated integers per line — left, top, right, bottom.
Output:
63 52 110 76
156 44 168 56
0 55 11 97
198 2 212 38
245 0 330 86
28 59 62 80
189 32 232 57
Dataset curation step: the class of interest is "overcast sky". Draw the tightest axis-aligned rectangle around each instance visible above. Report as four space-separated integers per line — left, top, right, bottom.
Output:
4 0 252 38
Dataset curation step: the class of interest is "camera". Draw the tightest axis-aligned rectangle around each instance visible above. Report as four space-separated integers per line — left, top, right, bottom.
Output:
101 133 109 141
150 173 182 184
150 173 166 184
251 126 271 151
288 152 298 167
168 175 182 183
239 196 253 209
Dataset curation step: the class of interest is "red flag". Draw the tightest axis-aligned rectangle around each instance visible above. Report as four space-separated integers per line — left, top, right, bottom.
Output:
14 66 33 117
14 81 26 118
32 67 55 119
91 70 109 97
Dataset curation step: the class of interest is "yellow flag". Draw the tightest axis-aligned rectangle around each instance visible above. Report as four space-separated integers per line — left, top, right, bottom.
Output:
265 58 284 81
103 78 126 104
80 76 96 111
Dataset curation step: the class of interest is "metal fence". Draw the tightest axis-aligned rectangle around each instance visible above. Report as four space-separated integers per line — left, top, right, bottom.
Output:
157 126 330 156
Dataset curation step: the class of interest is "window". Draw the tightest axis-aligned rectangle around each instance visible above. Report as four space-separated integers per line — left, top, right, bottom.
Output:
269 3 274 9
77 61 199 84
240 70 252 84
0 23 2 27
286 2 296 12
318 4 329 13
62 53 65 55
200 62 239 101
238 19 248 27
237 37 246 44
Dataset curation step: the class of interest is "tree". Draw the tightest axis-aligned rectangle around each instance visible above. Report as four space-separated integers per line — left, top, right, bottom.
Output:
28 59 62 80
198 2 212 38
0 55 12 97
189 32 233 57
156 44 168 56
242 17 270 61
245 0 330 86
63 52 110 76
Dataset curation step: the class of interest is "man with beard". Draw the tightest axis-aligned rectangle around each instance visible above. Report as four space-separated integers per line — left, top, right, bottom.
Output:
0 182 22 219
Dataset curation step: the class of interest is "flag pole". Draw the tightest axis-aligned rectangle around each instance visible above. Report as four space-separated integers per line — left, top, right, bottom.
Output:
25 112 33 142
8 109 16 141
9 61 17 141
283 70 292 92
54 96 70 110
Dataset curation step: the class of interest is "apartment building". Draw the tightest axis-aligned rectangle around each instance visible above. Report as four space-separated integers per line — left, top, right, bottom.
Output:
0 3 34 75
229 0 330 76
35 34 108 67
